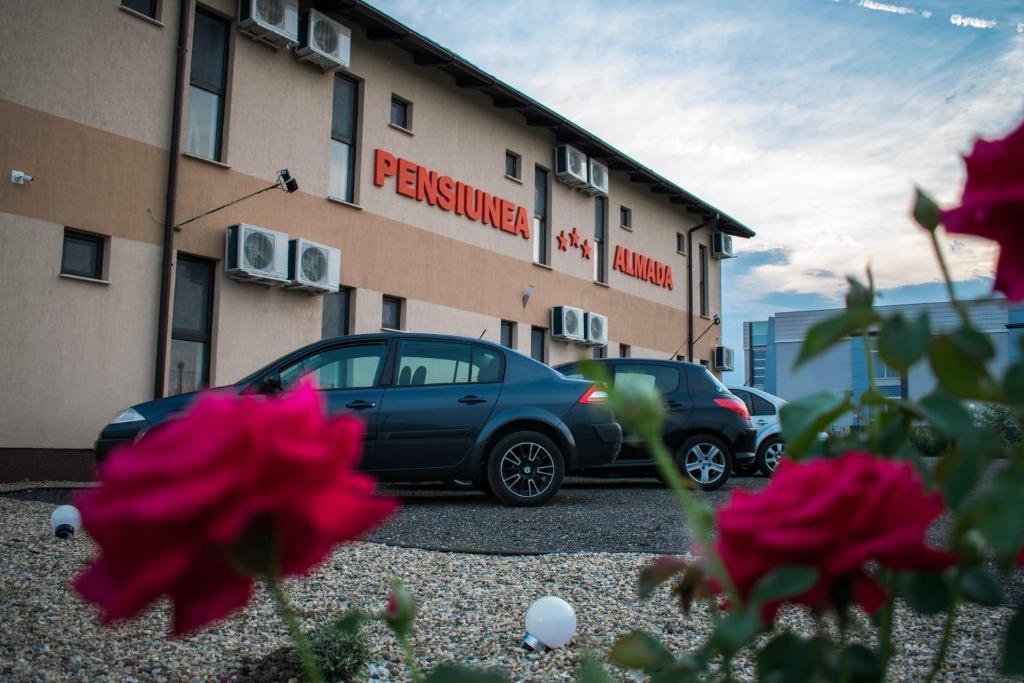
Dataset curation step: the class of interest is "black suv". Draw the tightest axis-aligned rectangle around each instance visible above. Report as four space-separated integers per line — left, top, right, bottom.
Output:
555 358 757 490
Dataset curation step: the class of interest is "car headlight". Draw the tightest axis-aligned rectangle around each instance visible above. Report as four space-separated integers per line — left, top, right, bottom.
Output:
110 408 145 424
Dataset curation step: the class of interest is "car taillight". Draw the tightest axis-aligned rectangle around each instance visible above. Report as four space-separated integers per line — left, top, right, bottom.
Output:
579 385 608 404
714 396 749 420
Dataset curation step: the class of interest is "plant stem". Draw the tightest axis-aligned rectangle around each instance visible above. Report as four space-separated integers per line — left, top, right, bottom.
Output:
398 632 422 682
925 603 958 683
876 583 895 680
929 230 971 328
268 575 324 683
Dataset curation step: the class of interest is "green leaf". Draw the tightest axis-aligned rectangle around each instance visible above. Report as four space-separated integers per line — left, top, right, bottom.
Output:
711 609 760 658
877 410 910 455
781 392 852 457
756 632 815 683
609 631 675 672
896 571 953 615
950 326 995 363
574 655 615 683
941 450 981 511
424 664 510 683
1005 362 1024 405
917 391 974 438
331 609 368 635
1001 608 1024 675
846 644 884 683
796 308 879 368
749 567 819 607
912 188 941 232
878 312 931 372
960 565 1005 607
929 335 997 400
638 555 688 599
649 658 700 683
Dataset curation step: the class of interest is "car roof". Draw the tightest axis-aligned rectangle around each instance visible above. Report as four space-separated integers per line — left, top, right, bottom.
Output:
554 357 706 371
320 331 506 350
727 385 786 405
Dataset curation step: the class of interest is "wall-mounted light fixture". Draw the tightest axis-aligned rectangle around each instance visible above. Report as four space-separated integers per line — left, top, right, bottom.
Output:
522 284 534 308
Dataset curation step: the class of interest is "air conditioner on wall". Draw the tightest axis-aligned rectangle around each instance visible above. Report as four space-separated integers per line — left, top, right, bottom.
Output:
584 311 609 347
225 224 290 285
713 346 734 371
550 305 585 343
294 10 351 71
238 0 299 49
287 238 341 294
711 232 735 259
583 158 609 197
555 145 588 188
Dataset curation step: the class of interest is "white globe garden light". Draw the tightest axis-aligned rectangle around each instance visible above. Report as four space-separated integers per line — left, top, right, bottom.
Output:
49 505 81 540
522 596 576 651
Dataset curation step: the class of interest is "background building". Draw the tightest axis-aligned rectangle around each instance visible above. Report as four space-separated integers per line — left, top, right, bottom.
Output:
0 0 753 479
744 299 1021 426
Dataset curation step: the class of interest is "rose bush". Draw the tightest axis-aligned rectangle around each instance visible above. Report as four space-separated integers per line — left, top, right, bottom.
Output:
715 452 956 620
75 379 397 635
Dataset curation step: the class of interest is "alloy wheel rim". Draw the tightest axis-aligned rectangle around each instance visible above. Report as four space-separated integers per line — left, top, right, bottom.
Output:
499 442 555 498
764 442 784 473
683 443 726 485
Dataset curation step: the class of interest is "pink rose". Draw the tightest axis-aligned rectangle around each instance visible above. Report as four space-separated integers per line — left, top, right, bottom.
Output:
74 380 397 634
940 118 1024 301
715 452 955 620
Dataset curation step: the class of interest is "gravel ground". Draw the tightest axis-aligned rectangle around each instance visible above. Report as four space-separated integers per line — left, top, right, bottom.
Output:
1 495 1019 682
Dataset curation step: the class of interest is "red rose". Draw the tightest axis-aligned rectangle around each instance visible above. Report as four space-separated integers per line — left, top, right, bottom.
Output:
74 380 397 634
715 451 955 620
940 118 1024 301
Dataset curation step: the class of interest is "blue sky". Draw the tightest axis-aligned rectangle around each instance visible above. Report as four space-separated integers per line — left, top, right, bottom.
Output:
370 0 1024 382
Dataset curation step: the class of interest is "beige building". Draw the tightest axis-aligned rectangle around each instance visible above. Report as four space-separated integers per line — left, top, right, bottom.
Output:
0 0 753 480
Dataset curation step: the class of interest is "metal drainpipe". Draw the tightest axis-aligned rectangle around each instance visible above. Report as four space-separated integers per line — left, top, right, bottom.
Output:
154 0 191 399
686 212 719 362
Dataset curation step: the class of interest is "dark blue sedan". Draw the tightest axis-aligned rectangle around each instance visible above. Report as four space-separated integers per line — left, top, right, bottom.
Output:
96 333 621 506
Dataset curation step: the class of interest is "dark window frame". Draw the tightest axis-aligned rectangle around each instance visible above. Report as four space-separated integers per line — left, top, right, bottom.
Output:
389 94 411 130
534 166 550 265
594 196 608 283
699 244 709 317
530 326 546 363
321 286 352 339
592 345 607 359
619 343 631 358
186 7 230 161
61 228 106 280
676 232 686 255
382 295 403 331
505 150 521 180
500 320 515 349
330 74 360 203
121 0 160 20
620 205 632 230
169 253 215 394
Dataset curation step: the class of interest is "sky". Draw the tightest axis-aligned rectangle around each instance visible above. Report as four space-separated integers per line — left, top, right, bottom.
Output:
369 0 1024 382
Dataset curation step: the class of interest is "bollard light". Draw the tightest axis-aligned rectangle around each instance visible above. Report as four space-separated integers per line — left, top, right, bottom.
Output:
522 596 576 651
49 505 81 540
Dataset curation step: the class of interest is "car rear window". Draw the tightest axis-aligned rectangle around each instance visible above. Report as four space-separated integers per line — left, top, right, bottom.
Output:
695 367 729 394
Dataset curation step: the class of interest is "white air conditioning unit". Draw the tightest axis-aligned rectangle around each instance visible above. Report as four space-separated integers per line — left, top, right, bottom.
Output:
584 311 609 347
583 158 609 197
287 238 340 294
555 144 588 188
550 305 585 343
713 346 734 371
238 0 299 49
294 10 351 71
711 232 735 259
225 224 290 285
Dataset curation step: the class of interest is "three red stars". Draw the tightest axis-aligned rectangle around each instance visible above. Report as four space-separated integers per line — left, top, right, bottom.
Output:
557 230 570 251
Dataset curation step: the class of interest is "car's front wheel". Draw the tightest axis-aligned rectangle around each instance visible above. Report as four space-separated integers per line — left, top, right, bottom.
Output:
486 431 564 507
757 435 784 476
676 435 732 491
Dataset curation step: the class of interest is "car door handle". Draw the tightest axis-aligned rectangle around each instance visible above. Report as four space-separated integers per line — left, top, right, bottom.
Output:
754 419 768 424
345 400 376 410
666 400 685 409
458 395 488 405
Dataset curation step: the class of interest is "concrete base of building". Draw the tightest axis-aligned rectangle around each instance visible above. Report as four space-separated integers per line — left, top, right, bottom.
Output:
1 449 96 483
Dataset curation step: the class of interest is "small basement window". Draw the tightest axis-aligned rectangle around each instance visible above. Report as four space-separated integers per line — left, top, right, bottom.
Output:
390 95 411 131
121 0 159 19
61 229 106 280
505 150 521 180
676 232 686 255
620 206 632 230
382 295 403 330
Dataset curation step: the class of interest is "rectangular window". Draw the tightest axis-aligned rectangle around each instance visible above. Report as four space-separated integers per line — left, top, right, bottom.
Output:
382 295 402 330
620 206 632 230
122 0 158 19
321 287 352 339
594 196 608 283
530 326 546 363
500 320 515 349
505 150 521 180
169 255 214 396
619 343 631 358
395 340 503 386
699 244 709 317
533 167 549 265
186 8 229 161
330 75 359 202
592 345 607 359
389 95 410 130
677 232 686 255
61 229 105 280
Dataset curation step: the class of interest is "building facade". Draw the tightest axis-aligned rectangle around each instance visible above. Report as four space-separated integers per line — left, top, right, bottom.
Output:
0 0 753 475
744 299 1021 427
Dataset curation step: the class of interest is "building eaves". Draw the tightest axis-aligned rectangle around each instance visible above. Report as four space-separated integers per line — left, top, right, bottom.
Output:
316 0 755 239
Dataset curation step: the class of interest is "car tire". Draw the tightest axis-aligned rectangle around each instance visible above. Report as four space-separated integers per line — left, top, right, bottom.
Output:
675 434 732 491
486 431 565 507
756 436 784 476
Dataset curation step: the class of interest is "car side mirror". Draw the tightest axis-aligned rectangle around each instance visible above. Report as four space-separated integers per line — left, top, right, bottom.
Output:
258 372 283 394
